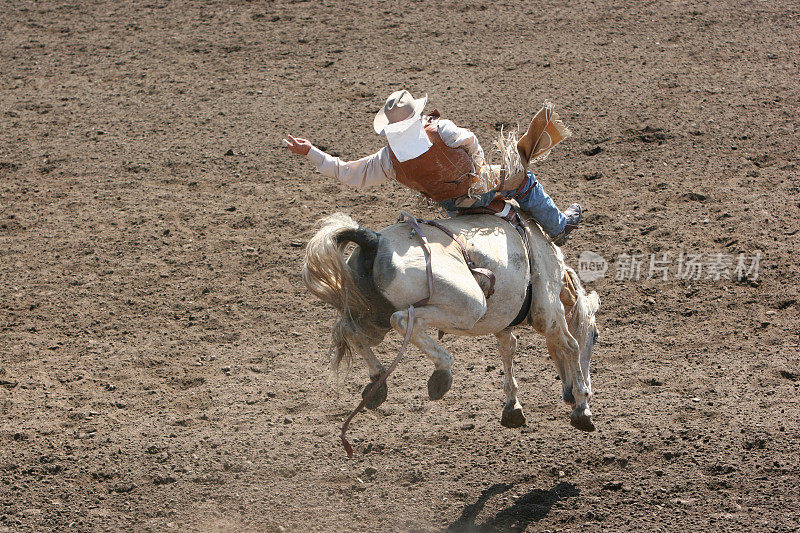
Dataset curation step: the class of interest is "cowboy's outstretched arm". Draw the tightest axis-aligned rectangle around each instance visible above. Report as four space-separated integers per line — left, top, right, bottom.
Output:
283 134 394 188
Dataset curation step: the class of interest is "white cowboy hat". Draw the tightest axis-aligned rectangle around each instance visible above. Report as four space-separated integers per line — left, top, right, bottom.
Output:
373 90 428 134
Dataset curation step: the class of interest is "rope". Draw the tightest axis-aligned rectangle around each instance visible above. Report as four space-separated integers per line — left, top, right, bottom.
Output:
339 305 415 458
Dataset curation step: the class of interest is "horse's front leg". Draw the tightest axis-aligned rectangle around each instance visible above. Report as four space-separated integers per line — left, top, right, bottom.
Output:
549 343 574 407
496 329 526 428
353 344 388 410
545 323 594 432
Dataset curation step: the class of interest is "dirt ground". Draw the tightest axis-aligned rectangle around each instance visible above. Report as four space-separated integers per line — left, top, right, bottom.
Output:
1 0 799 531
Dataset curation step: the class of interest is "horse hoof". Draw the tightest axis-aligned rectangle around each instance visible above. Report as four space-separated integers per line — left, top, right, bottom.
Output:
362 377 388 410
427 369 452 400
501 406 526 428
570 408 595 432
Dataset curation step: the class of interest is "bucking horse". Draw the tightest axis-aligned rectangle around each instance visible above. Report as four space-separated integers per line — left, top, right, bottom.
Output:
303 206 600 453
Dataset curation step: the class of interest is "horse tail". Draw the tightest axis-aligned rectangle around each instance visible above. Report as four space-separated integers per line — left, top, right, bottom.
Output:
302 213 385 373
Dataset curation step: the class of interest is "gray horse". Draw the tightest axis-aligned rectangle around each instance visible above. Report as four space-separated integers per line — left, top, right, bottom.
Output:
303 210 600 431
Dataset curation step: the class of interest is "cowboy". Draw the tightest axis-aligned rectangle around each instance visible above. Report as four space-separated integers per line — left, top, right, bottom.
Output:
284 90 582 245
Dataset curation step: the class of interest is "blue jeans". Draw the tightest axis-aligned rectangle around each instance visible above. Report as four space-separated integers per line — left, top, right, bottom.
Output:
439 171 566 238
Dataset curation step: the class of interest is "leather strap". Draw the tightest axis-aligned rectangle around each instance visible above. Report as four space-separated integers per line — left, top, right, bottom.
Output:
506 174 537 200
340 305 416 458
398 211 495 301
397 211 434 307
509 282 533 327
420 219 495 299
506 206 535 327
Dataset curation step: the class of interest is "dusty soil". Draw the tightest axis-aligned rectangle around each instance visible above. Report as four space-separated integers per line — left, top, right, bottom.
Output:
1 0 799 531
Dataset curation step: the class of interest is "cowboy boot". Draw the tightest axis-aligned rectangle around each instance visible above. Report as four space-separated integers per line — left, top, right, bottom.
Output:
552 203 583 246
509 173 579 242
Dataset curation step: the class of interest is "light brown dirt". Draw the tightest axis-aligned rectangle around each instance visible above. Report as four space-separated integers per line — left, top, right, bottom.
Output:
1 1 799 531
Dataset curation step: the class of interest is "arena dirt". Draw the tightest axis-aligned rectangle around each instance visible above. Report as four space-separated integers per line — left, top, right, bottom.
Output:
0 1 798 531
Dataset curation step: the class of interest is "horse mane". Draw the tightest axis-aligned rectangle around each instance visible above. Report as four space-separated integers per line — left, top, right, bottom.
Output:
565 267 597 336
510 207 599 339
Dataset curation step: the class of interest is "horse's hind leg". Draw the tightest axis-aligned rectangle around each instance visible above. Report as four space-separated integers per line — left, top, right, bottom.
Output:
390 306 481 401
353 344 387 410
496 329 526 428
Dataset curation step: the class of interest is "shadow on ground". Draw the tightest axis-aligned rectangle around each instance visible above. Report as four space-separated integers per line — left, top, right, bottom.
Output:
445 481 579 532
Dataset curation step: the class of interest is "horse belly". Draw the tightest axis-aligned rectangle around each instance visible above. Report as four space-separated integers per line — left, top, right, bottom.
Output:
467 274 528 335
460 227 530 335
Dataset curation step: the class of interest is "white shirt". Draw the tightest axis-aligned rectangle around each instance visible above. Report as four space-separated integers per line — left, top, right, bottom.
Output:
306 118 486 188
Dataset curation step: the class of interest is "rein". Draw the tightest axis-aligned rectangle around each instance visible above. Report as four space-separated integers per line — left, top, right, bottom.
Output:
339 211 430 457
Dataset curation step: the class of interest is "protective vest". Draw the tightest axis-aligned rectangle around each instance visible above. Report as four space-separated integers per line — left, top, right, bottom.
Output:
387 113 478 202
